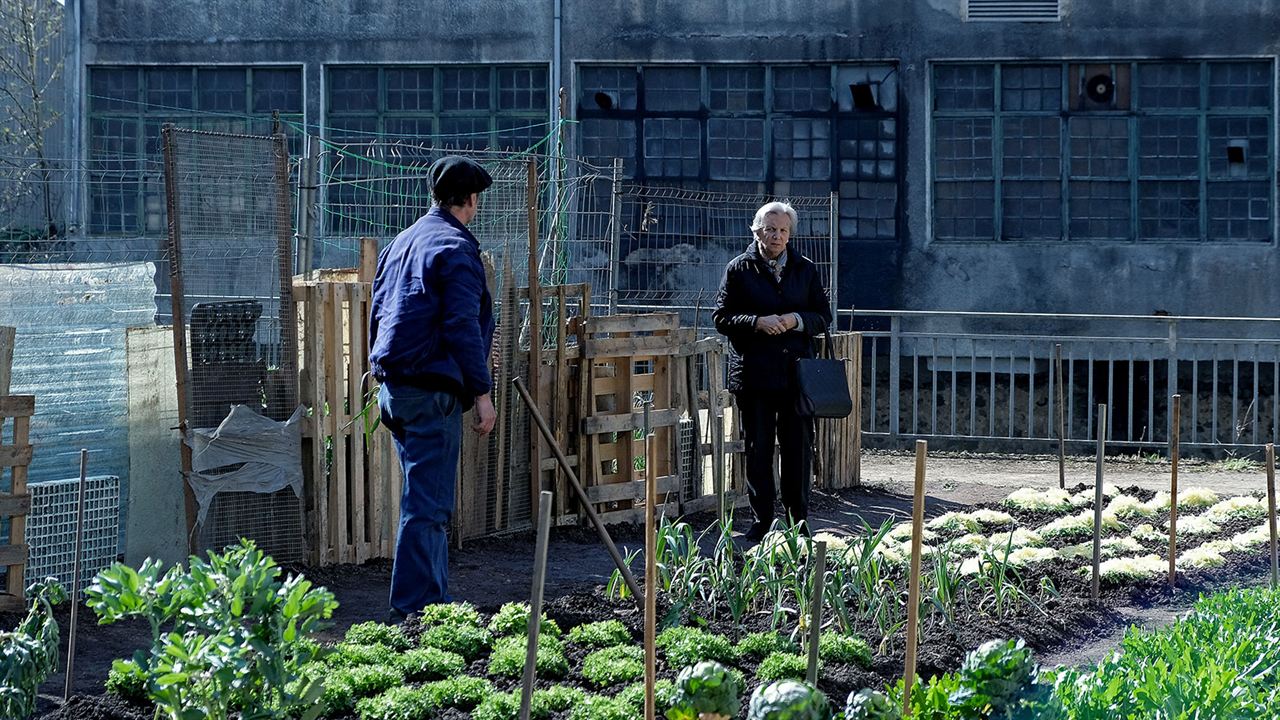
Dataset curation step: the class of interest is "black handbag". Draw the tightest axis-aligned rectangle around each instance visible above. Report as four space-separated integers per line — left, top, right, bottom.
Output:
794 328 853 418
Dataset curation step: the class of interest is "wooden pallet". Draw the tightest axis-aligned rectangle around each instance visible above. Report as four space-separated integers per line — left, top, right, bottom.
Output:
576 313 689 524
295 239 401 566
814 332 863 489
0 394 32 612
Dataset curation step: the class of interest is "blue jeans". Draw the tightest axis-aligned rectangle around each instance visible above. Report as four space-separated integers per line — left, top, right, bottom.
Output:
378 381 462 615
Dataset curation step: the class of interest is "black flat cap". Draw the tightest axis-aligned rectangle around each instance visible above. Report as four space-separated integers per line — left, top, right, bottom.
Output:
429 155 493 200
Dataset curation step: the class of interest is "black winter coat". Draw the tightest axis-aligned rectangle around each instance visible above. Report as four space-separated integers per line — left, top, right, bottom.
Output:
713 241 832 393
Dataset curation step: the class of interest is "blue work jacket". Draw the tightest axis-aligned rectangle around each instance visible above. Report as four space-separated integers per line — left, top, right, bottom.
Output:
368 207 495 409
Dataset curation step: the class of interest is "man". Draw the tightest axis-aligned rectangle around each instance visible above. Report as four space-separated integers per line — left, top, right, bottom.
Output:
369 155 498 618
712 201 831 540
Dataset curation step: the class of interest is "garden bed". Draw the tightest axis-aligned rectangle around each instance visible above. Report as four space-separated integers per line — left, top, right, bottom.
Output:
15 478 1280 719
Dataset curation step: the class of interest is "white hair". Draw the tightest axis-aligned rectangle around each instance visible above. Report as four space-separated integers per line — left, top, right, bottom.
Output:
750 201 798 233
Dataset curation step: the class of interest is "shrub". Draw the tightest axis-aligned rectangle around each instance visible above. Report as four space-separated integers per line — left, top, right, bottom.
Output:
343 620 411 650
487 601 562 637
757 651 810 681
85 540 336 720
321 663 404 716
420 622 492 660
472 686 587 720
395 646 466 681
418 601 483 628
656 626 737 668
666 660 741 720
619 678 678 714
819 634 872 667
487 634 569 678
746 680 831 720
421 675 493 710
844 689 899 720
104 658 148 705
568 619 631 648
735 631 797 660
582 645 645 687
324 641 398 668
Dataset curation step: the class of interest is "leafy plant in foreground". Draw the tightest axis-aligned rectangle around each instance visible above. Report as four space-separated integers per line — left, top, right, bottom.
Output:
747 680 832 720
736 631 798 660
581 644 644 687
656 625 737 668
487 633 569 678
487 601 562 637
819 633 872 667
844 689 899 720
568 619 631 648
757 651 811 681
104 659 148 705
85 539 337 720
0 580 65 720
666 660 742 720
343 620 410 650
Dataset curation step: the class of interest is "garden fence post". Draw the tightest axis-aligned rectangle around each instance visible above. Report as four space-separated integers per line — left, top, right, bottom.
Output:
902 440 926 717
1091 404 1107 604
518 490 554 720
1168 395 1181 588
63 448 88 701
1056 343 1066 489
805 540 827 686
644 425 658 720
607 158 622 315
889 317 901 441
1267 443 1277 588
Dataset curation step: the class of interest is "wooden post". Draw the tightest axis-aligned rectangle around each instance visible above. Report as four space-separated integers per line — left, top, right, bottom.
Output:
1091 404 1107 603
0 325 13 395
358 237 378 283
518 491 554 720
644 430 658 720
1056 344 1066 489
902 440 927 717
64 449 88 701
1168 395 1181 588
805 540 827 686
852 333 863 487
709 347 726 522
527 158 543 517
1267 443 1278 588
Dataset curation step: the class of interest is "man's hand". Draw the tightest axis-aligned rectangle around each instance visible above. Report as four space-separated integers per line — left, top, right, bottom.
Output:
472 393 497 435
754 314 789 336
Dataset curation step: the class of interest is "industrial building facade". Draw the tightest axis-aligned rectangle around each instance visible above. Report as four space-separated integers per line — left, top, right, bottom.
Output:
66 0 1280 316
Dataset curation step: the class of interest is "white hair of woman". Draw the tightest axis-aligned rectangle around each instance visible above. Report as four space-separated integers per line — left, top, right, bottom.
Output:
750 201 798 233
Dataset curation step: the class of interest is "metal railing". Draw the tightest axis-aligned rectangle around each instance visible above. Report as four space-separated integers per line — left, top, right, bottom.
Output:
844 309 1280 451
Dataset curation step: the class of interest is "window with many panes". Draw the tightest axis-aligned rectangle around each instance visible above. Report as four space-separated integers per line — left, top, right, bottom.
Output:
931 60 1275 242
577 63 900 243
323 64 549 235
86 66 303 235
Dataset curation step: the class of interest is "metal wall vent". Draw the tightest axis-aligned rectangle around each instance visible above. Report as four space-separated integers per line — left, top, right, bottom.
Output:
964 0 1061 21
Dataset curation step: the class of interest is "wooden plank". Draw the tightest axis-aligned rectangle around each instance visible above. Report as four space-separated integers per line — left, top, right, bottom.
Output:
583 408 681 435
597 502 680 526
553 286 569 521
0 543 28 567
347 285 369 562
0 396 34 418
0 494 30 517
0 594 22 613
0 325 13 396
307 280 330 564
585 314 679 335
584 336 683 359
701 440 746 454
359 238 379 283
539 454 578 472
852 333 863 487
0 445 32 468
324 283 348 564
586 475 681 504
5 414 27 599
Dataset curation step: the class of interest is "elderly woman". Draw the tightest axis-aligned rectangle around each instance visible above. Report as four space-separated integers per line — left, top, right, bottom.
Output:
713 201 832 540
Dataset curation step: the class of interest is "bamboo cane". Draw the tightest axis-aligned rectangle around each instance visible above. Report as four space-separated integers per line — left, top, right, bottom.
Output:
902 440 927 717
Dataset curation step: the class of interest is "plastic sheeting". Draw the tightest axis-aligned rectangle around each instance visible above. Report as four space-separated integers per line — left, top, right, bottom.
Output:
187 404 305 526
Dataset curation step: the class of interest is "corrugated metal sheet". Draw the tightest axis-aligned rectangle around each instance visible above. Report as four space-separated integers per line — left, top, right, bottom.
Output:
0 264 157 505
965 0 1061 21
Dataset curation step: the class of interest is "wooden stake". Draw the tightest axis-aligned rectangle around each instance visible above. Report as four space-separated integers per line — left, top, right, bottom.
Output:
1056 344 1066 489
518 491 554 720
1091 404 1107 604
902 440 927 717
1168 395 1181 588
644 430 658 720
852 333 863 487
63 449 88 701
806 540 827 686
1267 443 1278 588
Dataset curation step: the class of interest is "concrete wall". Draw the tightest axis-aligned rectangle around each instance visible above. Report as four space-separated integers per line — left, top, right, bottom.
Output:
73 0 1280 319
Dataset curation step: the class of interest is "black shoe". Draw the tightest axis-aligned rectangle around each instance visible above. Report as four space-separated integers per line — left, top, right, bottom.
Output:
744 521 769 541
386 608 408 626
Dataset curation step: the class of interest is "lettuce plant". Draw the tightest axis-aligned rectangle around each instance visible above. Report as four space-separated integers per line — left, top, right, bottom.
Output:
746 680 831 720
666 660 741 720
844 689 899 720
568 619 631 648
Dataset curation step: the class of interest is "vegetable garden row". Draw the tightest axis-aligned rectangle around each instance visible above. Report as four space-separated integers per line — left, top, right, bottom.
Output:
3 470 1278 719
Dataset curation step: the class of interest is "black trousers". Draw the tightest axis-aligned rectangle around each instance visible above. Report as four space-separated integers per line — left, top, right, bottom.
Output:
736 388 813 525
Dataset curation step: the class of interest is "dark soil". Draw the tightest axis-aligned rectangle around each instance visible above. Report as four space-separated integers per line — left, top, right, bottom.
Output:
14 480 1277 720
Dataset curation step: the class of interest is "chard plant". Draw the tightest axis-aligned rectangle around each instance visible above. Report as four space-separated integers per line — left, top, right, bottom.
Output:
0 580 65 720
85 539 337 720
